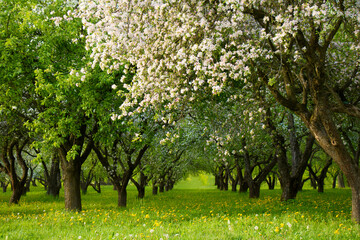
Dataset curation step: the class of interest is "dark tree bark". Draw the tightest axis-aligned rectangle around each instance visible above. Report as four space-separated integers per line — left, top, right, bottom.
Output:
229 161 242 192
229 170 239 192
58 124 93 211
308 158 333 193
216 166 223 190
25 165 37 193
61 161 82 210
1 180 9 193
90 177 101 193
159 179 165 193
299 177 310 191
223 166 229 191
0 139 29 204
338 173 346 188
93 143 149 207
242 140 277 199
43 156 62 198
266 173 276 190
80 159 97 195
238 169 249 193
216 165 228 190
245 5 360 221
152 181 158 195
36 176 47 190
332 172 339 189
131 169 149 198
309 171 318 189
264 110 315 201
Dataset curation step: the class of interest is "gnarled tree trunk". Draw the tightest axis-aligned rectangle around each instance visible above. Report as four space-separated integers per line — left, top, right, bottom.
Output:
61 160 82 211
44 156 62 198
58 125 93 211
0 139 29 204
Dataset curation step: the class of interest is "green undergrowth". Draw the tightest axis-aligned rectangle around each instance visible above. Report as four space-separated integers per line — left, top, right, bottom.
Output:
0 178 359 239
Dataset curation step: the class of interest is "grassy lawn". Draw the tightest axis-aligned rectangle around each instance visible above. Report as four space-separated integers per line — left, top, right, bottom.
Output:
0 175 359 239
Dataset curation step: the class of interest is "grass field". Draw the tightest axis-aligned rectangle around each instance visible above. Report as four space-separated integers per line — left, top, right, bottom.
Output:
1 175 359 239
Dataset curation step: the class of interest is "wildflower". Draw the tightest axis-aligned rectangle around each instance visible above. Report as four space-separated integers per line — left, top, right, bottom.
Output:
287 222 292 228
275 227 279 233
254 226 259 230
150 229 154 233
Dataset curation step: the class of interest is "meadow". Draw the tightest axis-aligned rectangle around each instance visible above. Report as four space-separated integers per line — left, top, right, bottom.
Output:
0 176 359 240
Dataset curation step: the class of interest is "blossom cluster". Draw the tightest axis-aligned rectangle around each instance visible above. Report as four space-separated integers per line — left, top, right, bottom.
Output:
76 0 360 117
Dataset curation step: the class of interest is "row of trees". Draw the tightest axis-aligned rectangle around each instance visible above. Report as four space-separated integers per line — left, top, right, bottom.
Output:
76 0 360 221
1 0 360 223
0 0 197 210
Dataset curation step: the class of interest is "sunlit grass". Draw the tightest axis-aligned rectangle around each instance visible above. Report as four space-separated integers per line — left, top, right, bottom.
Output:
0 177 359 239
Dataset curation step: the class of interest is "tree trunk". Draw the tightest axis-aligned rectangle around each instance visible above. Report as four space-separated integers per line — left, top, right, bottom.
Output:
131 172 147 199
9 182 25 204
32 179 37 187
159 182 165 192
138 186 145 198
332 174 338 188
1 181 9 193
61 161 82 211
229 165 240 192
231 180 237 192
280 179 300 200
215 174 220 188
118 185 127 207
318 178 325 193
25 167 35 192
316 158 332 193
1 140 29 204
46 157 61 198
165 180 171 191
152 184 158 195
248 183 261 198
300 102 360 221
80 169 93 195
238 170 248 193
338 173 345 188
81 182 88 195
351 184 360 223
310 173 317 189
90 180 101 193
266 174 276 190
223 167 229 191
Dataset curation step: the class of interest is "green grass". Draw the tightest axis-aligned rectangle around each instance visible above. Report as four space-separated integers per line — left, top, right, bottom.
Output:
0 177 359 239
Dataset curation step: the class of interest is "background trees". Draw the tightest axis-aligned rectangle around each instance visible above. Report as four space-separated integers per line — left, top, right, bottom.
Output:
78 0 360 221
1 0 360 225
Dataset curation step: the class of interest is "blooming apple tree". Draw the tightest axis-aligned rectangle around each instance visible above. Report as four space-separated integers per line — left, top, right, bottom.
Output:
77 0 360 221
